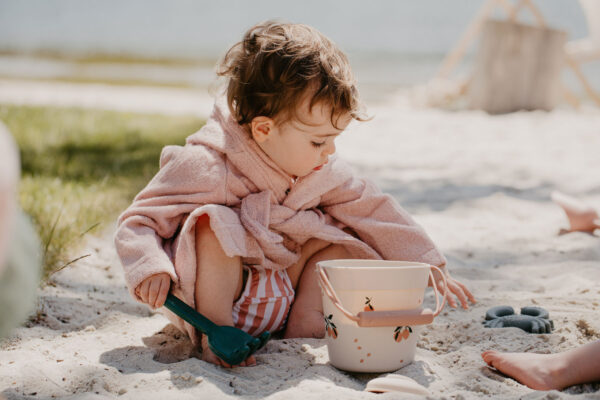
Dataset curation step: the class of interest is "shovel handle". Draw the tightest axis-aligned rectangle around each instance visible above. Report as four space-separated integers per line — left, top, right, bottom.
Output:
163 293 218 335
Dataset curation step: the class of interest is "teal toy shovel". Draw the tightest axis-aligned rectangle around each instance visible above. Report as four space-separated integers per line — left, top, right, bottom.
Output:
163 293 270 366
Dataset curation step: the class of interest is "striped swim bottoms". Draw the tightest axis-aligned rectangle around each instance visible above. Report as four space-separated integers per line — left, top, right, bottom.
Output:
232 266 295 336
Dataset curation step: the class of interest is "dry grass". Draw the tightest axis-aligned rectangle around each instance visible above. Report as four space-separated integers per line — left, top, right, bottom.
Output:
0 103 204 280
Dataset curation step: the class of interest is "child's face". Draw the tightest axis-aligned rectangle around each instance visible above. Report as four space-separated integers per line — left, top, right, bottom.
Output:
251 96 351 178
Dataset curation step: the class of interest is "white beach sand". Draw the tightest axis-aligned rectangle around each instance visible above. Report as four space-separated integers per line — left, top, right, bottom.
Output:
1 82 599 399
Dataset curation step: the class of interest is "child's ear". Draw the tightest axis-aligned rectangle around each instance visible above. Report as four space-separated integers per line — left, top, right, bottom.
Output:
250 116 274 143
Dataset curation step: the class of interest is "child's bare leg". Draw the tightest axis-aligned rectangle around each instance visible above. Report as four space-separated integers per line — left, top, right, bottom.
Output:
194 216 253 367
285 238 330 289
284 243 353 339
481 340 600 390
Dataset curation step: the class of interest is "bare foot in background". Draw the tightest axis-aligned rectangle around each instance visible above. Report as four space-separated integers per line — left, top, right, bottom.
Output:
481 350 568 390
483 341 600 390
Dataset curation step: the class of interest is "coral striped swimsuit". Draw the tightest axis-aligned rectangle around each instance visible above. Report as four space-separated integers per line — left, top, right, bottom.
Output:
232 266 295 336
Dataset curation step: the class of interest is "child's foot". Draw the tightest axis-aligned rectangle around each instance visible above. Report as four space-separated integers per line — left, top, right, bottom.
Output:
481 350 568 390
200 334 256 368
283 308 325 339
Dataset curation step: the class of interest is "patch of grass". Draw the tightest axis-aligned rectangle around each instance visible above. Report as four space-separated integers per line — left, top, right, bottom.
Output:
0 104 204 280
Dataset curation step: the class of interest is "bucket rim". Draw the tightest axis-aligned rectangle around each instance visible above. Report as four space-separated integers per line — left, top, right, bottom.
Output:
317 259 433 271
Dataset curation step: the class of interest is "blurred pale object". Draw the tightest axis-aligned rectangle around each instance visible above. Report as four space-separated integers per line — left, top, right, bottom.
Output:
0 210 42 338
430 0 600 109
552 191 600 233
566 0 600 63
365 374 430 395
0 122 42 338
0 121 19 271
563 0 600 106
467 19 566 114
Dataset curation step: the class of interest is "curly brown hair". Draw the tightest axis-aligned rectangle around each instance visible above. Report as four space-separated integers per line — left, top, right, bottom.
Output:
217 21 368 128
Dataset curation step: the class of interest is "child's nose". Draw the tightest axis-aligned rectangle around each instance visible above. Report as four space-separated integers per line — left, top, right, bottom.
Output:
324 141 336 156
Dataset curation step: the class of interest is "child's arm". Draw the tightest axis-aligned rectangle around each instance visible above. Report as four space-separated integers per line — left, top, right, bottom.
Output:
321 176 475 308
428 263 475 309
135 272 171 309
114 145 227 302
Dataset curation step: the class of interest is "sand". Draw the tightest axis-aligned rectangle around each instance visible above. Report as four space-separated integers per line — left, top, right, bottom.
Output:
1 81 600 399
0 79 215 117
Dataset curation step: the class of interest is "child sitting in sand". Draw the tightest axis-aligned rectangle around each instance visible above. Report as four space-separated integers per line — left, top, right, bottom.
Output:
114 21 475 367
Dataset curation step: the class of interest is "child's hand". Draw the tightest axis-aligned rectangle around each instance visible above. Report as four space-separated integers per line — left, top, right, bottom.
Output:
135 272 171 309
429 267 475 310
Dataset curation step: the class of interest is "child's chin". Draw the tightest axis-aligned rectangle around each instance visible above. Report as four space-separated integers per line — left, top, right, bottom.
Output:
295 167 318 178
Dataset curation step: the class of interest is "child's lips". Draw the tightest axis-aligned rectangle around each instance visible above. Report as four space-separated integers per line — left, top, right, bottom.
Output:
313 162 327 171
314 160 328 171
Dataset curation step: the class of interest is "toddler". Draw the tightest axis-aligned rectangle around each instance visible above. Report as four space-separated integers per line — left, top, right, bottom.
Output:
115 21 475 367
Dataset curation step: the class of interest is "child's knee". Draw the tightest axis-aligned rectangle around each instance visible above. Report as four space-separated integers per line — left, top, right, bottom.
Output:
321 243 353 260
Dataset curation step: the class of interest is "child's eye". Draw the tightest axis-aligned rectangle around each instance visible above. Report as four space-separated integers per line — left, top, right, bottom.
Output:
311 141 325 148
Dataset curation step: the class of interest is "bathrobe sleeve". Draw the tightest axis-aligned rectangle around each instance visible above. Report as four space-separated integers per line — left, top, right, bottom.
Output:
114 144 228 298
320 176 446 268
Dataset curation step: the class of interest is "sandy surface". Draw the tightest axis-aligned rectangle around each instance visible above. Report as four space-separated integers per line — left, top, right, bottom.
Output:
1 81 600 399
0 79 215 118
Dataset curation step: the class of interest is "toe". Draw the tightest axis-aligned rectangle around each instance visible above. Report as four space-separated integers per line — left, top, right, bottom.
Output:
481 350 498 365
236 355 256 367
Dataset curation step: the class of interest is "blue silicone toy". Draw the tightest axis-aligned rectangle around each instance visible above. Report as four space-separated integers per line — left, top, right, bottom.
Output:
483 305 554 334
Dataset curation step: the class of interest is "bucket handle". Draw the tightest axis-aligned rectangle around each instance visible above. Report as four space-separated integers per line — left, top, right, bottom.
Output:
317 263 447 328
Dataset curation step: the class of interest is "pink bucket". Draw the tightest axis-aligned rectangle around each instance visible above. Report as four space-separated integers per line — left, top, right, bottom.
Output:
317 260 447 373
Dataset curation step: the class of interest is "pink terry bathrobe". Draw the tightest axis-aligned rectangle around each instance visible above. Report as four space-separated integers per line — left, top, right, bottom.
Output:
114 98 446 343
